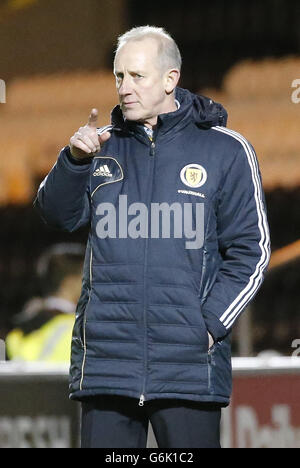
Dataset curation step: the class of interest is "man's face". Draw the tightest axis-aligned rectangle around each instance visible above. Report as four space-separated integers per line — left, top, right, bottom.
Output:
114 38 170 126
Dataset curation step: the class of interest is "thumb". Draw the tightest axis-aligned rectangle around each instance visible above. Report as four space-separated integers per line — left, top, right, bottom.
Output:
98 131 111 146
88 108 98 128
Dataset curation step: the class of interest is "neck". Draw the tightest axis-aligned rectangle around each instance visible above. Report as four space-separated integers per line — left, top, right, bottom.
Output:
55 281 77 304
143 95 178 130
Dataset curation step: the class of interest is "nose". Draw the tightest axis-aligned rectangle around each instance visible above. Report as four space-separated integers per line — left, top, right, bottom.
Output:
118 75 132 97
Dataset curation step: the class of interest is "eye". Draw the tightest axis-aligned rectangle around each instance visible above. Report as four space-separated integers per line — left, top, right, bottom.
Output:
115 73 123 83
132 73 143 79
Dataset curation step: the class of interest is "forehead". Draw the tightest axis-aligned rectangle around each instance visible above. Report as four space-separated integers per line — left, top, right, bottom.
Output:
114 38 160 71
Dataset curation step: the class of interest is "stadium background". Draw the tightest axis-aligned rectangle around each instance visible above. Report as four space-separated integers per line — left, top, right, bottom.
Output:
0 0 299 358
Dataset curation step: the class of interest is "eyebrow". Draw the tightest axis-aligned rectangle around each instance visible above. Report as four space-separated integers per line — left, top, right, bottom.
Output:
114 70 145 76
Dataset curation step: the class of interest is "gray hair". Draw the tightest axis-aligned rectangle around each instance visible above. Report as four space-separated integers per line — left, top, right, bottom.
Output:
114 26 182 72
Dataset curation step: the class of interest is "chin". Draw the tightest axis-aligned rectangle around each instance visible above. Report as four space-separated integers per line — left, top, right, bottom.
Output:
123 111 143 122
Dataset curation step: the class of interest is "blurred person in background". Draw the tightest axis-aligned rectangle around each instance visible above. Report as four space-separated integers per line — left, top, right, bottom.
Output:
6 243 85 363
35 26 270 448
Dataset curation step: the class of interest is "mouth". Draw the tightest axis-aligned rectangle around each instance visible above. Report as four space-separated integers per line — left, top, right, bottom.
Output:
122 101 138 107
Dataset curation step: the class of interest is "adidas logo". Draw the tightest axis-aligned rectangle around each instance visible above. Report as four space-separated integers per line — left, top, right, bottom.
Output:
93 165 113 177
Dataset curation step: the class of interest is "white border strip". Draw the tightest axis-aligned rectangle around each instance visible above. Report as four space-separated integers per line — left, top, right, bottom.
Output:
1 357 299 377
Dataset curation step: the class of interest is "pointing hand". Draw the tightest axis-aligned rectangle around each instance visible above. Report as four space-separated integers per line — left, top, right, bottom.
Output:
69 108 111 160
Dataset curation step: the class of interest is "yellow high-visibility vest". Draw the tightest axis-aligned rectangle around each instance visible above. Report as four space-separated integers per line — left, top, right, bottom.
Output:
6 314 74 363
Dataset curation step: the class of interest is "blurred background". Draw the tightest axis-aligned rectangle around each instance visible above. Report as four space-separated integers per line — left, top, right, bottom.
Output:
0 0 299 356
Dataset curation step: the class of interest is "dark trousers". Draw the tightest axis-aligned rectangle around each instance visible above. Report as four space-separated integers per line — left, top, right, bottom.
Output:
81 395 222 448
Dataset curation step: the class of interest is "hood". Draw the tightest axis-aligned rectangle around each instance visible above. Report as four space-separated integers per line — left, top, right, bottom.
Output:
111 87 228 132
175 87 228 128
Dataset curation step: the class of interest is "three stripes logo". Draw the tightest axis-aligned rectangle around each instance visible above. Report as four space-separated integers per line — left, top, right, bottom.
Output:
93 165 113 178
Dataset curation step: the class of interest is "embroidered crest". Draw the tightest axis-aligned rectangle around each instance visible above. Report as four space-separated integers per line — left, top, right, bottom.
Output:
180 164 207 188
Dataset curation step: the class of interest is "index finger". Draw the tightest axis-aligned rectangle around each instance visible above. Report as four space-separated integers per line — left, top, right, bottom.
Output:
88 108 99 128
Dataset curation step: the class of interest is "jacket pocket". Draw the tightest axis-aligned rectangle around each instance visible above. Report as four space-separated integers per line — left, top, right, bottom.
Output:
197 299 210 351
72 287 91 349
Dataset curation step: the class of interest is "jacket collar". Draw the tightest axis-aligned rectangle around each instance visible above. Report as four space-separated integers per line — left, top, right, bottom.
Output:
110 87 228 138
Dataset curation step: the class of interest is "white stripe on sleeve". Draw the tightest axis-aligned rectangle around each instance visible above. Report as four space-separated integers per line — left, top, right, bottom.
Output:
212 126 271 329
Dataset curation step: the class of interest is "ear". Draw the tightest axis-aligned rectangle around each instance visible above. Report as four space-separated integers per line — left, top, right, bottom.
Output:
164 69 180 94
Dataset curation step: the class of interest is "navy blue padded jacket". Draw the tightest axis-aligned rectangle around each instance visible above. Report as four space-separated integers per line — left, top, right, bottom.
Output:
35 87 270 406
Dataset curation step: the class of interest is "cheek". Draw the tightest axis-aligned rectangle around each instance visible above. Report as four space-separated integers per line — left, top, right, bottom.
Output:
141 82 165 104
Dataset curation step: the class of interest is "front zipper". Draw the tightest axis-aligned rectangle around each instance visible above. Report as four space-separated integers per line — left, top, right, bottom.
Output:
207 346 214 392
80 247 93 391
150 141 155 157
139 394 145 407
139 139 156 406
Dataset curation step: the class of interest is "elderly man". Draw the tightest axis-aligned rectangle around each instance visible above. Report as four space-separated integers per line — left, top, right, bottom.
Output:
35 26 270 448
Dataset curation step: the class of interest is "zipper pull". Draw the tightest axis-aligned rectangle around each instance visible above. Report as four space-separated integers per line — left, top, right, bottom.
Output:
139 394 145 406
150 141 155 157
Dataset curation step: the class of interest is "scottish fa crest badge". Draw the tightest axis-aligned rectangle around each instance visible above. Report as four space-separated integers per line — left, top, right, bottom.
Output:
180 164 207 188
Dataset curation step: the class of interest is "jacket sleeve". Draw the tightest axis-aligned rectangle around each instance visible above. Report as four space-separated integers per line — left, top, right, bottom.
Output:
34 146 92 232
202 138 271 342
